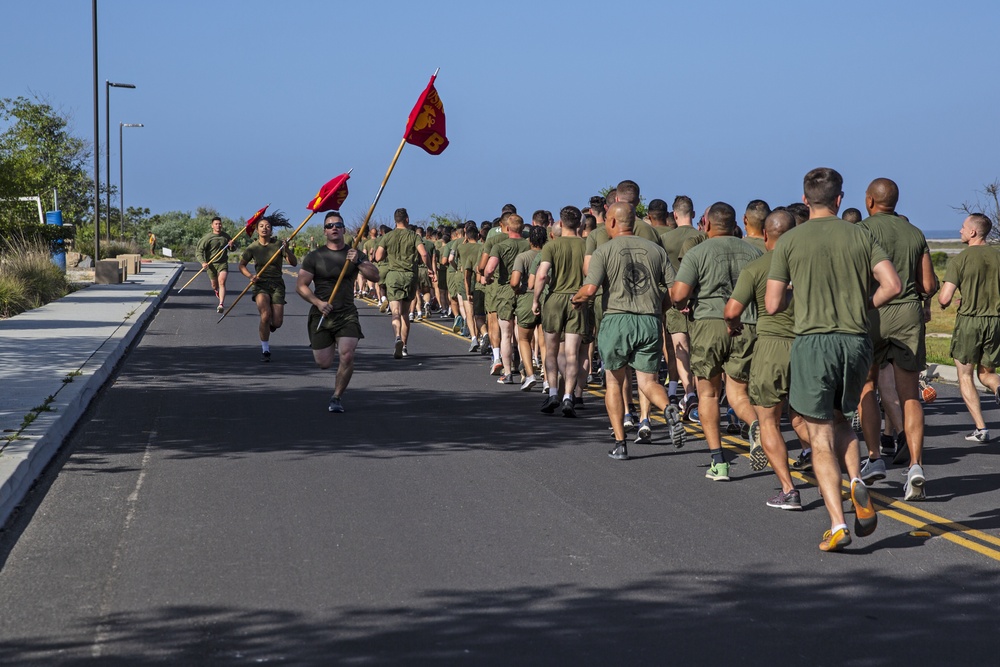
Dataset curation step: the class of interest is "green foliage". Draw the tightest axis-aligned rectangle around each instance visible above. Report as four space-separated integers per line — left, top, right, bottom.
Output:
148 207 242 260
931 251 949 272
0 272 29 318
428 212 462 228
0 96 92 235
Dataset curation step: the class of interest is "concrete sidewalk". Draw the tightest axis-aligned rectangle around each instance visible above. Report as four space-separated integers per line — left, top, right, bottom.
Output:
0 261 182 527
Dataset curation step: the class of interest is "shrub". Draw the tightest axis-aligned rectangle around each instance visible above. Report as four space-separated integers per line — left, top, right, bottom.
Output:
0 273 29 318
931 251 949 272
0 236 69 317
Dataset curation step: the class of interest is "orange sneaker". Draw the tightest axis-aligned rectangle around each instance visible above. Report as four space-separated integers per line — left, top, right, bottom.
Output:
851 478 878 537
819 527 852 552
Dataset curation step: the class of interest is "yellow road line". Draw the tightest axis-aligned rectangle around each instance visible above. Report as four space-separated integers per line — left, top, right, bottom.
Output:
359 297 1000 562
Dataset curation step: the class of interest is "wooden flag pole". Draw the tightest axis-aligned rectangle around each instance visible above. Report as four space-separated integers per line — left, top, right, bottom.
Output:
217 211 317 323
317 137 407 331
176 226 247 294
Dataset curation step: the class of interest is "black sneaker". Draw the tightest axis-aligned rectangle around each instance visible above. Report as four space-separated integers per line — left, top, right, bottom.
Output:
682 396 698 423
260 351 271 363
573 395 586 409
561 398 577 418
328 396 344 413
880 434 896 457
892 433 910 465
540 394 561 414
609 441 629 460
791 450 812 472
393 337 403 359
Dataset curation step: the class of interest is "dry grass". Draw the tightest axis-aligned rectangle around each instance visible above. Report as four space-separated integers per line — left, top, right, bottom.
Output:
0 237 70 318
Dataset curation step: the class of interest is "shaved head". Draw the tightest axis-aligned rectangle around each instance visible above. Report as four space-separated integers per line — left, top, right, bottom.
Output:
607 202 636 233
867 178 899 210
764 210 795 237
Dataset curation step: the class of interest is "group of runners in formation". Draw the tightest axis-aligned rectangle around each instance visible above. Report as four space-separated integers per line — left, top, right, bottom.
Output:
194 168 1000 552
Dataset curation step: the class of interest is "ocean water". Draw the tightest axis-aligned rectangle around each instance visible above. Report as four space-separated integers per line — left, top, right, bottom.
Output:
921 228 961 241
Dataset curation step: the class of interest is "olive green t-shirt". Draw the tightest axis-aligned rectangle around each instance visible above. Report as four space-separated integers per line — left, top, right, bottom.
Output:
744 236 767 253
301 245 369 312
490 236 530 285
585 236 674 316
585 224 607 255
858 212 929 304
730 251 795 338
378 227 422 272
769 216 890 335
944 245 1000 317
196 231 232 267
585 221 663 254
660 226 707 271
454 241 478 290
241 240 286 282
512 248 539 293
539 236 586 294
675 235 762 320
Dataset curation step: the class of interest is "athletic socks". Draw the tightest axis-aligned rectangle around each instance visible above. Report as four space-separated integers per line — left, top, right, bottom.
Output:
261 341 270 353
711 449 726 465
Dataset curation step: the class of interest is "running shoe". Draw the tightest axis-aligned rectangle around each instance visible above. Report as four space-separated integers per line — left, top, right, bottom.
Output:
561 397 577 418
490 361 504 376
791 450 812 472
260 351 271 363
819 527 852 552
965 428 989 443
892 434 910 465
497 373 514 385
726 408 741 434
408 311 415 322
393 337 403 359
664 404 685 448
682 396 698 422
635 419 652 444
468 338 480 353
749 420 766 471
573 395 586 409
401 346 408 358
705 461 730 481
540 394 560 414
879 433 896 457
623 412 635 432
850 411 860 431
379 299 389 313
328 396 344 413
904 464 926 501
766 489 802 510
851 478 878 537
217 304 224 313
609 442 629 460
860 457 886 484
414 312 424 322
520 375 538 392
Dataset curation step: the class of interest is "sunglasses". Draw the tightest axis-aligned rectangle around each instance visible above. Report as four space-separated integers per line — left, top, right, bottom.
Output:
324 222 346 229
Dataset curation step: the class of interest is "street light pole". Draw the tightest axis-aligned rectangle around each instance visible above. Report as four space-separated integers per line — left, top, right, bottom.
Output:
92 0 100 261
119 123 143 238
105 80 135 241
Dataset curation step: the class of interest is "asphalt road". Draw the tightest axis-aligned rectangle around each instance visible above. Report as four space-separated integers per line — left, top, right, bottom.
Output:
1 265 998 665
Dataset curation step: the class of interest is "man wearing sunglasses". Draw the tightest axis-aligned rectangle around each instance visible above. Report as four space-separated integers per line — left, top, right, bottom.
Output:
297 211 379 413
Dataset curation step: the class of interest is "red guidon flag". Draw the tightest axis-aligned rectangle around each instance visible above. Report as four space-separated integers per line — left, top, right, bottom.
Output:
307 172 351 212
404 74 449 155
243 204 269 237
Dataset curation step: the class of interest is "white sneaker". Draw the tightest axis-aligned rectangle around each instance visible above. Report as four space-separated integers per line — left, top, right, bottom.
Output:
520 375 538 392
965 428 989 443
905 464 926 501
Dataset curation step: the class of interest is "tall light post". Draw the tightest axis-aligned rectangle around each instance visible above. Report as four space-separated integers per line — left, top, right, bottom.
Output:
92 0 100 261
119 123 143 238
105 80 135 241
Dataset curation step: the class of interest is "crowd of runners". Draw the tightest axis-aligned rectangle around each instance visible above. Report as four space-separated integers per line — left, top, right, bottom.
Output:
196 167 1000 552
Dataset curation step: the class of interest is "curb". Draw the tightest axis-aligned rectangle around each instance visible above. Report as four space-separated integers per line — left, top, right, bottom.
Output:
0 264 183 527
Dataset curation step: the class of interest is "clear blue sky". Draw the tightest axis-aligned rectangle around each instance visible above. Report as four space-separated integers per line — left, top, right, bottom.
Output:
3 1 999 237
